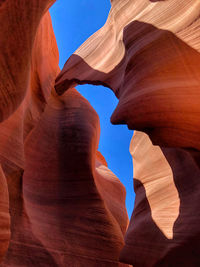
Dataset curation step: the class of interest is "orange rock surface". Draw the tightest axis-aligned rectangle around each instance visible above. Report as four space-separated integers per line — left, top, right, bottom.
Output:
55 0 200 266
0 2 129 266
1 0 200 266
120 132 200 266
0 10 60 266
55 0 200 149
23 88 128 266
0 166 10 262
0 0 56 122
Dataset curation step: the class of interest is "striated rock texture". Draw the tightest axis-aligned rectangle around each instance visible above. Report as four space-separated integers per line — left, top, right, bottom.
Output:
0 2 129 266
1 0 200 266
0 166 10 262
55 0 200 150
128 131 180 241
120 131 200 266
55 0 200 266
0 10 60 266
23 88 128 266
0 11 59 173
0 0 57 122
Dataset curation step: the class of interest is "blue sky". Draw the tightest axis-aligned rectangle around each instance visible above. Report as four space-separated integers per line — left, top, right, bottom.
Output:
50 0 134 218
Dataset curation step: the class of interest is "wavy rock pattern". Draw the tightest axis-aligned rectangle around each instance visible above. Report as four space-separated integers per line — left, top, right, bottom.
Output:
0 0 56 122
0 11 60 266
0 3 129 266
23 88 128 266
120 131 200 266
55 0 200 150
1 0 200 266
129 131 180 240
0 11 59 172
55 0 200 266
0 166 10 262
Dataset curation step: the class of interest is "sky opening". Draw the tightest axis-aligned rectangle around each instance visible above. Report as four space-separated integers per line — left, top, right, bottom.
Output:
50 0 135 218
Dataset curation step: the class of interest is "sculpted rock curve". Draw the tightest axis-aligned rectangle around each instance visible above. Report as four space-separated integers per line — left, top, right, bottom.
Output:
55 0 200 265
120 131 200 266
0 11 60 265
0 0 56 122
23 88 129 266
55 0 200 149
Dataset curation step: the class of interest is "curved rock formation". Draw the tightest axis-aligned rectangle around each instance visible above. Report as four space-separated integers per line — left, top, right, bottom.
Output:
128 131 180 241
0 11 59 172
23 88 128 266
0 4 129 265
0 166 10 262
55 0 200 150
0 0 56 122
2 0 200 266
54 0 200 266
0 11 60 266
120 131 200 266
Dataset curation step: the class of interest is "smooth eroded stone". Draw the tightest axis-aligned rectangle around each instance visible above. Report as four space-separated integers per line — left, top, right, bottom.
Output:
120 131 200 267
0 0 56 121
0 11 59 266
0 166 10 263
23 88 129 266
55 0 200 150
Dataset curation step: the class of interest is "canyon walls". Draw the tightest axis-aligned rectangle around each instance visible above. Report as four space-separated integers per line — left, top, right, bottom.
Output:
55 0 200 150
121 132 200 266
55 0 200 266
0 2 129 266
1 0 200 266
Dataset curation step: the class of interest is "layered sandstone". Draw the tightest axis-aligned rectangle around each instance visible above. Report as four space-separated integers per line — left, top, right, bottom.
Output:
0 10 60 266
0 0 56 122
0 2 129 266
120 132 200 266
0 166 10 262
23 88 128 266
1 0 200 266
55 0 200 149
55 0 200 266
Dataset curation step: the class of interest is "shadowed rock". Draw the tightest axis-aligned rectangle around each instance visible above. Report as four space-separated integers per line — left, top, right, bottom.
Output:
120 131 200 266
55 1 200 150
0 5 130 265
0 11 60 266
23 88 129 266
0 0 56 122
0 166 10 262
54 0 200 266
1 0 200 265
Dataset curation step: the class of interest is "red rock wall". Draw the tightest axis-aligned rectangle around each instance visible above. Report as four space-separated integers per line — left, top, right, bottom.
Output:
23 88 128 266
55 0 200 266
1 0 200 266
120 132 200 266
0 2 129 266
55 0 200 149
0 0 56 122
0 166 10 262
0 10 60 266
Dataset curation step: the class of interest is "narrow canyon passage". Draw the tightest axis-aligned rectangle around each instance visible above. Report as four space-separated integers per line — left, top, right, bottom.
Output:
1 0 200 266
50 1 135 218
